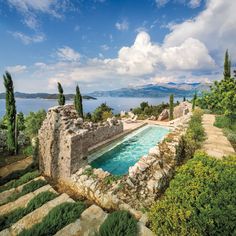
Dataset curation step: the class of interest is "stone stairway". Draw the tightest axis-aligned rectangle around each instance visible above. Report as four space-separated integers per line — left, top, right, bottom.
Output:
202 114 235 159
0 156 33 178
0 174 155 236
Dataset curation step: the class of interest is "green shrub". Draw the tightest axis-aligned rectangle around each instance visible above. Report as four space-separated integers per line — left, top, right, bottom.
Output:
98 210 138 236
0 170 39 193
19 201 86 236
104 175 121 185
1 179 47 205
149 151 236 236
0 191 57 231
22 145 34 156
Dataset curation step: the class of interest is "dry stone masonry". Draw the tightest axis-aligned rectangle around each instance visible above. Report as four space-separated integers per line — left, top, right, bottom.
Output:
39 105 123 179
39 104 190 217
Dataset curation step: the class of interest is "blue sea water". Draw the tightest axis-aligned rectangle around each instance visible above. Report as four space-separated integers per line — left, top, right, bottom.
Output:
0 96 188 118
91 125 169 175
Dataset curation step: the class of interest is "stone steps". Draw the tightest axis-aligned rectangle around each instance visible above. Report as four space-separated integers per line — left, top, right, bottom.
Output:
0 176 44 205
1 193 73 236
0 183 55 216
0 156 33 178
54 204 107 236
202 114 235 159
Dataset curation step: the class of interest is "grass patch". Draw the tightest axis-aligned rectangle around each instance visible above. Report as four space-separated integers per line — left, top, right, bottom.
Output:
0 170 39 193
1 179 47 206
18 201 86 236
149 151 236 236
0 191 57 231
0 164 37 187
98 210 138 236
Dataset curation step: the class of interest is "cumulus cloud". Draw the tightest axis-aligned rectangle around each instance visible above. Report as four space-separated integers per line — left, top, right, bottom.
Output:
10 31 45 44
115 20 129 31
56 46 80 62
105 31 214 75
6 65 27 74
164 0 236 60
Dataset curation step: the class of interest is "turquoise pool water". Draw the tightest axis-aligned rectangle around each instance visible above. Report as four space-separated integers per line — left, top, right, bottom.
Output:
90 125 169 175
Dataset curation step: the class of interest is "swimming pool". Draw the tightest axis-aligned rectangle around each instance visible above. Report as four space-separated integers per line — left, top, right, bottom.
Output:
90 125 170 175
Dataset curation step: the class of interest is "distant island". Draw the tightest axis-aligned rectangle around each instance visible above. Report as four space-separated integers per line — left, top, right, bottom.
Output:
0 92 97 100
88 82 211 98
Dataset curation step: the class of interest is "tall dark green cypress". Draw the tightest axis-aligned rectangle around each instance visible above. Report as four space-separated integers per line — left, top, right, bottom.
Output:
169 94 174 121
192 92 197 111
3 72 17 154
74 85 83 118
224 50 231 79
57 82 65 105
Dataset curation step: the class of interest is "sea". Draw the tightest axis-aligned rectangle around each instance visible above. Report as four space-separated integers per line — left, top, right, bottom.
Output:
0 96 190 118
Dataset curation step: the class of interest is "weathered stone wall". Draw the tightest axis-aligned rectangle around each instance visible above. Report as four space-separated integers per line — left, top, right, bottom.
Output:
66 114 191 212
39 105 123 179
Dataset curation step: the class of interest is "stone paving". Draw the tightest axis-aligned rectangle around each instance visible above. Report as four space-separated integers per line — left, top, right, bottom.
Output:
202 114 235 159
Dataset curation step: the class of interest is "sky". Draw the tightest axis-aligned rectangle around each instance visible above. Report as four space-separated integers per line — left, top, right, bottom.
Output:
0 0 235 93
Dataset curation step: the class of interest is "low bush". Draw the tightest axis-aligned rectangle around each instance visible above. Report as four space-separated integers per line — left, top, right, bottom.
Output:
1 179 47 205
0 191 57 230
98 210 138 236
0 170 39 192
149 151 236 236
19 201 86 236
175 108 205 165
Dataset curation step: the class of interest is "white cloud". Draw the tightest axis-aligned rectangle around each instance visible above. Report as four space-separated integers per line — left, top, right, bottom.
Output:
100 44 110 51
155 0 201 8
155 0 169 7
188 0 201 8
164 0 236 60
6 65 27 74
161 38 215 70
56 46 80 62
115 20 129 31
10 31 45 44
105 31 214 75
6 0 71 30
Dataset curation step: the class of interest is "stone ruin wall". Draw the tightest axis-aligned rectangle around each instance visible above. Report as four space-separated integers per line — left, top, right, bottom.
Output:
38 105 123 180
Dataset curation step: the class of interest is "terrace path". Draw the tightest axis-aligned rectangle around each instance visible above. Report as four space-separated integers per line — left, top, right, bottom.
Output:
202 114 235 159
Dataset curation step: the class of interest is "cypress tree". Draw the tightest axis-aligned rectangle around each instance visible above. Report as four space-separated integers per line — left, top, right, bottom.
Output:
57 82 65 105
169 94 174 121
192 92 197 111
74 85 83 118
224 50 231 79
183 96 186 102
3 72 17 154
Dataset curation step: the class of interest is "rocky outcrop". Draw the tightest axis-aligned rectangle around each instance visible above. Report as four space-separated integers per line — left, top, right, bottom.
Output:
158 102 191 121
38 105 123 179
173 101 191 119
158 109 169 121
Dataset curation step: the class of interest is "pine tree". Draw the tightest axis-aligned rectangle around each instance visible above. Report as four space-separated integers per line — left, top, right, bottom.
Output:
192 92 197 111
224 50 231 79
57 82 65 105
74 85 83 118
3 72 17 154
169 94 174 121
